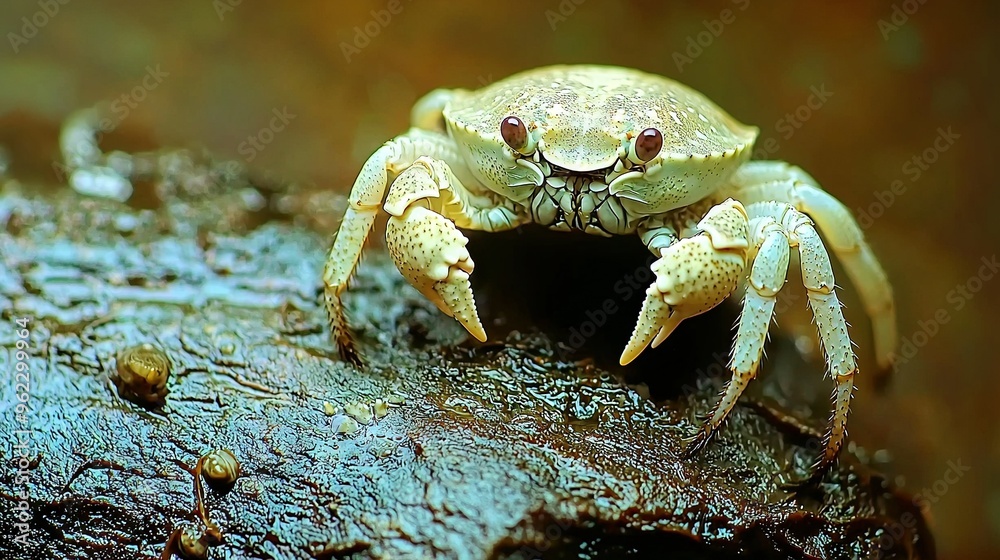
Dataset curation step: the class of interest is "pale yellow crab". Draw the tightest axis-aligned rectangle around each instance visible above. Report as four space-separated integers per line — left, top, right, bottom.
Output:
323 65 897 475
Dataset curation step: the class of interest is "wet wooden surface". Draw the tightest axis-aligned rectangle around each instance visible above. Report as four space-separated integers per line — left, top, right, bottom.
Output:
0 160 933 559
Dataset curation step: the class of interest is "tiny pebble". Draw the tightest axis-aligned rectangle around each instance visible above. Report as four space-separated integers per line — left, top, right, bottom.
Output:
113 213 138 232
323 402 337 416
345 401 372 424
105 150 134 177
240 188 267 211
332 414 359 435
373 399 389 419
70 166 133 202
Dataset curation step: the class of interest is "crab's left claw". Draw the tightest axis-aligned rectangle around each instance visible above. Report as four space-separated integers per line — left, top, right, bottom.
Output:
620 199 750 365
386 204 487 342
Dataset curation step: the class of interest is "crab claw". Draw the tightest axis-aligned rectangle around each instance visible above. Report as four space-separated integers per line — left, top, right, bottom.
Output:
620 202 750 365
619 284 685 366
386 205 487 342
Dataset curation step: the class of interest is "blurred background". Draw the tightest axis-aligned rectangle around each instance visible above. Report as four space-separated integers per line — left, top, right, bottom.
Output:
1 1 997 558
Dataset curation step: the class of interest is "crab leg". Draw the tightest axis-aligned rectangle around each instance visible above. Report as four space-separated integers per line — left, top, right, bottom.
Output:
685 212 790 455
323 129 518 365
681 198 859 479
782 204 858 474
723 161 897 371
324 130 444 364
621 199 750 365
729 201 858 476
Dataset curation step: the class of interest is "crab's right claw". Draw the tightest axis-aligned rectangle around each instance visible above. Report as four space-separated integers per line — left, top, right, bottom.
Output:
620 199 750 365
386 205 487 342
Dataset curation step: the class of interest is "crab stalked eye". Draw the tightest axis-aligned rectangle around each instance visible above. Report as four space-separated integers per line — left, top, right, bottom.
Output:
500 116 528 153
634 127 663 162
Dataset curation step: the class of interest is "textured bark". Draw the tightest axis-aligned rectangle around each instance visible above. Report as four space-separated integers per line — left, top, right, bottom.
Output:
0 164 934 560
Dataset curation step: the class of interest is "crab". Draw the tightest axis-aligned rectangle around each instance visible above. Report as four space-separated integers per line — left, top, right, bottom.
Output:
323 65 897 477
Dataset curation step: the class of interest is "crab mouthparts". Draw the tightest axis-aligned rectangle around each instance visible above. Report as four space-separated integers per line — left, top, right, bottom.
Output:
527 165 631 236
538 152 621 181
513 151 638 193
546 164 611 182
542 170 608 192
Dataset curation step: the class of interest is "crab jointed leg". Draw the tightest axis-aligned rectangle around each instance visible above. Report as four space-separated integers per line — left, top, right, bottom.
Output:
624 186 864 475
323 130 443 365
720 162 895 474
620 199 751 365
688 197 858 475
665 162 896 476
323 129 521 365
777 201 857 474
684 210 790 456
723 161 897 371
787 207 857 474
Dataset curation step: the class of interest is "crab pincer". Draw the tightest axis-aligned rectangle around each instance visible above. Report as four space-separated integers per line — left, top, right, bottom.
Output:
385 194 487 343
620 199 750 365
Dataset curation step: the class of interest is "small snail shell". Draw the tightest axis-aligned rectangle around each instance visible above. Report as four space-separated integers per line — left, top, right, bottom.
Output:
115 344 171 404
177 523 208 560
202 449 240 486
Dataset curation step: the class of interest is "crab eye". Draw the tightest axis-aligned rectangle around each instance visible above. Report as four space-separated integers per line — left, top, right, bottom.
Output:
633 127 663 162
500 116 528 153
